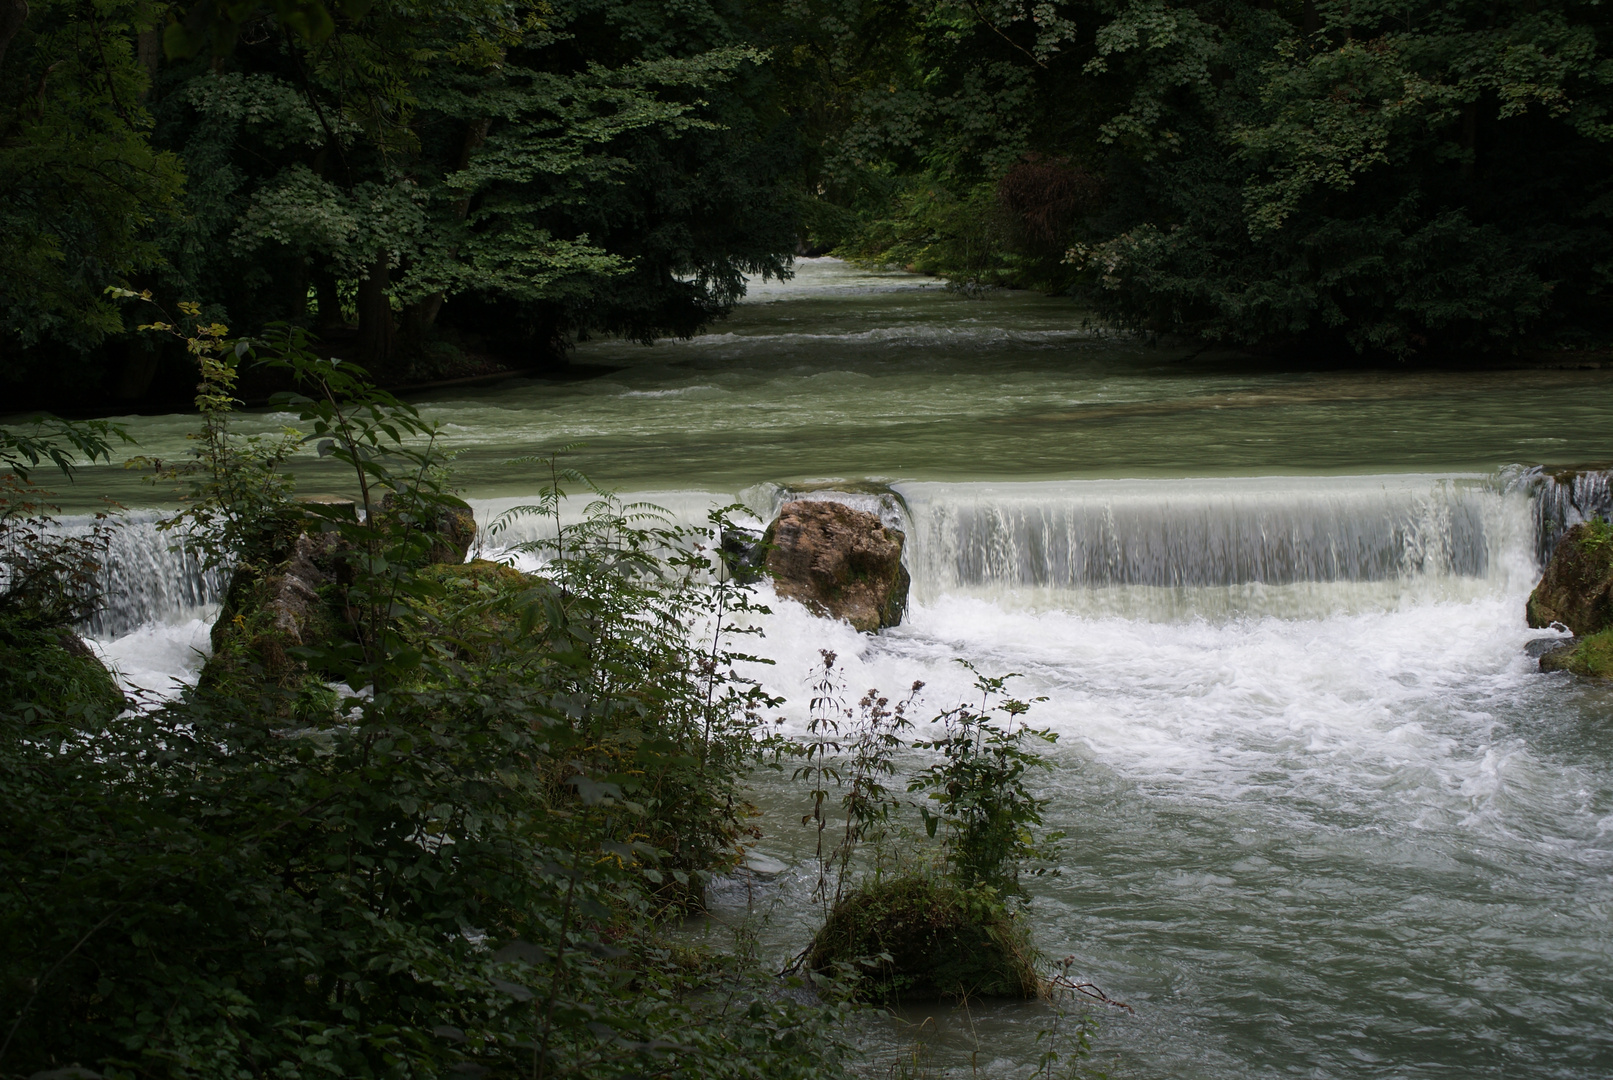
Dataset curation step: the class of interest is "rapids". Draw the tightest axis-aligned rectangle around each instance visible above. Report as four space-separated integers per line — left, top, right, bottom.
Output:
57 260 1613 1077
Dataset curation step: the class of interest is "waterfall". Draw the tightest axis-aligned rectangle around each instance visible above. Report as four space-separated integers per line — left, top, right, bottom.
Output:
1507 464 1613 564
61 469 1583 636
49 512 227 640
893 474 1538 620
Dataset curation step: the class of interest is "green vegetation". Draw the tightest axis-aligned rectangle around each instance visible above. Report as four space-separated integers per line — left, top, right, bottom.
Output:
777 0 1613 357
4 0 795 403
795 656 1062 1006
0 335 854 1078
1540 626 1613 676
8 0 1611 405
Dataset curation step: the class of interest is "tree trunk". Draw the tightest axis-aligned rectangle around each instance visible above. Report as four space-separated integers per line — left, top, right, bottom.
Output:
115 346 161 400
136 28 160 100
356 255 396 376
419 117 494 330
0 0 28 75
313 267 345 330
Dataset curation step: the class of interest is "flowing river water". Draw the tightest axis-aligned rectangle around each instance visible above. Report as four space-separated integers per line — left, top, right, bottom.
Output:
55 259 1613 1078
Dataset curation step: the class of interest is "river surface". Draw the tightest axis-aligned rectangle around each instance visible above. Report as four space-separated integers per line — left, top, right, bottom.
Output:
65 260 1613 1078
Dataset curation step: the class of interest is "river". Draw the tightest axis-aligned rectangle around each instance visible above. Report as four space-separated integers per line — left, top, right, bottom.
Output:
67 259 1613 1078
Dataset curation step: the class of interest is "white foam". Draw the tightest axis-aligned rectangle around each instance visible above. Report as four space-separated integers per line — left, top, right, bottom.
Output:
90 616 215 700
733 580 1578 845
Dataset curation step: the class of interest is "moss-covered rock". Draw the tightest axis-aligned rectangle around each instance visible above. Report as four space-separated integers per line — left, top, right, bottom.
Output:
1527 520 1613 635
377 493 478 565
1538 628 1613 676
805 875 1040 1003
200 529 352 702
0 622 125 715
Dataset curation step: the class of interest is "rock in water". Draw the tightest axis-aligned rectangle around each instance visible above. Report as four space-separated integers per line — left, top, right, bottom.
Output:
763 500 910 631
377 493 477 565
805 876 1040 1003
205 530 349 689
1527 521 1613 635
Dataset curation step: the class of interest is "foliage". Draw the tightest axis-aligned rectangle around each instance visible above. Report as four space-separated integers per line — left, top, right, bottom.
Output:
909 663 1060 896
0 0 185 385
795 650 923 919
484 455 787 906
0 619 126 716
0 344 851 1079
8 0 799 402
788 0 1613 355
0 415 127 631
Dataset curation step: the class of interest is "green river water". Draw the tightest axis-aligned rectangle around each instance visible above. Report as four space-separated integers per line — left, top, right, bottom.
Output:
61 259 1613 1078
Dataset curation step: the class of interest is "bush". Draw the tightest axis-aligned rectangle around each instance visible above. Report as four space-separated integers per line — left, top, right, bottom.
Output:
0 342 847 1080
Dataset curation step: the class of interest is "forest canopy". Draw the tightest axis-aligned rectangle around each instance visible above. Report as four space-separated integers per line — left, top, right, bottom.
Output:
3 0 1611 406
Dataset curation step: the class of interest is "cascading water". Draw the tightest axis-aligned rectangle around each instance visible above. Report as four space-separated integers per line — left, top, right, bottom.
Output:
61 513 225 696
1509 463 1613 563
62 512 226 639
897 474 1539 620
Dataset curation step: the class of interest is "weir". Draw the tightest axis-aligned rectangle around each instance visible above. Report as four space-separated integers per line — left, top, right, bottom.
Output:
897 475 1540 617
70 469 1609 640
60 512 225 640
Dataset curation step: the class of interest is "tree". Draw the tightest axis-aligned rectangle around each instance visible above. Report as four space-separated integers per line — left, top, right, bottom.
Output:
798 0 1613 356
0 0 183 394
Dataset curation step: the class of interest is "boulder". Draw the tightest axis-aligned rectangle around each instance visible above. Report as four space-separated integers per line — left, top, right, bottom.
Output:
376 493 476 565
203 530 349 691
1527 520 1613 635
805 875 1039 1003
763 500 910 631
1539 630 1613 676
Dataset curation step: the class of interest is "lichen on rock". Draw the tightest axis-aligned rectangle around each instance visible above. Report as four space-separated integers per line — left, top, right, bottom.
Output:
805 875 1040 1003
763 499 910 632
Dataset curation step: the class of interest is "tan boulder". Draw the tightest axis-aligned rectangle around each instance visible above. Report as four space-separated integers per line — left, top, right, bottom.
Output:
763 500 909 632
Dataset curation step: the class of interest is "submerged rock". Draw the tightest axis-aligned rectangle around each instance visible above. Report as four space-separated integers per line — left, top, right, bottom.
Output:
763 500 909 631
805 876 1039 1003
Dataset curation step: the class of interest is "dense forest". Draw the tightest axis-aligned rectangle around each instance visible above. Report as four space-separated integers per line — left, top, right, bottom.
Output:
4 0 1612 408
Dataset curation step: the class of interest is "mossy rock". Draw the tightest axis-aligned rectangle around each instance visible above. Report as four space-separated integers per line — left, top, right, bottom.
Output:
376 493 478 565
1539 628 1613 677
1528 520 1613 635
201 531 352 708
0 622 125 716
806 875 1040 1003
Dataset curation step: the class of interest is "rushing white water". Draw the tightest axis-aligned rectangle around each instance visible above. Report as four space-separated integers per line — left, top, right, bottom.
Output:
66 259 1613 1077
